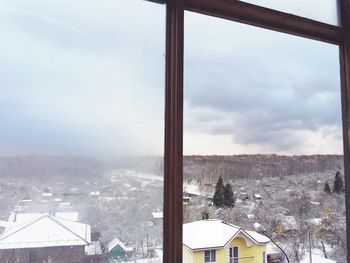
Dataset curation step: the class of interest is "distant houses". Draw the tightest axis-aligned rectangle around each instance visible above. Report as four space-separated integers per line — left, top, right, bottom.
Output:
278 216 298 234
151 212 163 226
254 194 262 200
90 191 101 197
107 238 133 262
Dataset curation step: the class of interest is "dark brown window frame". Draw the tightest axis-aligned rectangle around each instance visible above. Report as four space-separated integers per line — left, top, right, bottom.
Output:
163 1 350 263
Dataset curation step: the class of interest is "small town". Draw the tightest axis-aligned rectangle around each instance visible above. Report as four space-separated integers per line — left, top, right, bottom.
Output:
0 154 346 263
0 157 164 263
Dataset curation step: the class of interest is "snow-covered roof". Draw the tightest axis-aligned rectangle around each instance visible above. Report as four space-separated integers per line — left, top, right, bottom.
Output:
8 212 79 224
310 201 320 206
11 213 49 223
245 230 270 243
183 184 201 196
20 199 32 203
183 220 269 251
89 191 101 196
108 238 127 252
247 214 255 219
152 212 163 219
300 252 336 263
254 194 262 199
308 218 322 226
0 215 90 249
183 220 239 250
253 222 262 231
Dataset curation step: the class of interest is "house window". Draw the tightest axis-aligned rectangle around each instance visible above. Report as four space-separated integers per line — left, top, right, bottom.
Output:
229 247 239 263
29 251 37 262
204 250 216 263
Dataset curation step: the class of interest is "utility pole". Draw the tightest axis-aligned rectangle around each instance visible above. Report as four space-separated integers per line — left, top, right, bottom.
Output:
146 234 149 258
308 227 312 263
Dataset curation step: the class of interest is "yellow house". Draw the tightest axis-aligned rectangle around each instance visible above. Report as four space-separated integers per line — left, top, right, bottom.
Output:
183 220 269 263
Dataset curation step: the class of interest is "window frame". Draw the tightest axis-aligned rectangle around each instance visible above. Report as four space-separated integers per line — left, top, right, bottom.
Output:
163 1 350 263
263 251 266 263
204 249 216 263
29 250 37 263
229 246 239 263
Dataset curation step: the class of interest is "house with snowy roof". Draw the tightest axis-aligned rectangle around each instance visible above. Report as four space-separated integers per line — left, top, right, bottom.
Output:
107 238 133 261
152 212 163 226
183 220 270 263
0 214 91 263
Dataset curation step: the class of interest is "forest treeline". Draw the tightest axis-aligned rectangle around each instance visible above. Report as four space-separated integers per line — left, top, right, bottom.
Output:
183 154 344 184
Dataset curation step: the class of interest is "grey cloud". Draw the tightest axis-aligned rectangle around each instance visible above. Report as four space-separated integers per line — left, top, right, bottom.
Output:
184 12 342 152
0 0 165 159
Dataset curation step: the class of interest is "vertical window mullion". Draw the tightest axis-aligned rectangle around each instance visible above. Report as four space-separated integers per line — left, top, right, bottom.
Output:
164 0 184 263
339 0 350 259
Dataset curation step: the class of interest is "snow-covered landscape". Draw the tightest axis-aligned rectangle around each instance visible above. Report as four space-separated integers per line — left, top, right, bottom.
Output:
0 156 163 262
183 155 346 263
0 154 346 262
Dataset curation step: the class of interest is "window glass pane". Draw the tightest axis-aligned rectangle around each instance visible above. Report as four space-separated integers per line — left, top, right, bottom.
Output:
184 11 346 263
211 250 216 261
241 0 340 26
205 250 210 262
0 1 164 262
233 247 238 257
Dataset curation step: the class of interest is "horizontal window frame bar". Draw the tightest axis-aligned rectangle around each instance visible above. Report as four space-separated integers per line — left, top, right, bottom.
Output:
184 0 345 44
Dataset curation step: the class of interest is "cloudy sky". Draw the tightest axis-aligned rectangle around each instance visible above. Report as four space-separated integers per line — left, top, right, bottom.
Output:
184 10 342 155
0 0 165 159
0 0 343 159
243 0 339 25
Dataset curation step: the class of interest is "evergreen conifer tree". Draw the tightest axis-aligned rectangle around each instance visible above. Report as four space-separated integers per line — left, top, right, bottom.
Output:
324 180 331 194
223 183 235 208
213 176 225 207
333 171 344 194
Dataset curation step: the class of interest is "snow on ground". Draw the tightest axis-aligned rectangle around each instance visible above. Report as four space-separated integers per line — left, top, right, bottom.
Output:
183 184 200 195
125 258 161 263
110 170 163 183
300 249 336 263
267 243 280 255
